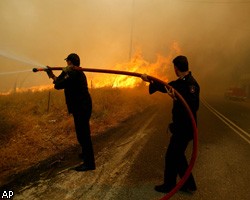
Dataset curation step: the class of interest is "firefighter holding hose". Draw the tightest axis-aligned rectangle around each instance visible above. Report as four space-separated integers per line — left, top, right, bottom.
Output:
45 53 95 171
142 55 199 193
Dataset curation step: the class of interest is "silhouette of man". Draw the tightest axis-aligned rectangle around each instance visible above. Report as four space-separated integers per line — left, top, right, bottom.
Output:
45 53 95 171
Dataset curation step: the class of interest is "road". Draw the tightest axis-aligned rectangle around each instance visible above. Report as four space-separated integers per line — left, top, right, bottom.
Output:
8 94 250 200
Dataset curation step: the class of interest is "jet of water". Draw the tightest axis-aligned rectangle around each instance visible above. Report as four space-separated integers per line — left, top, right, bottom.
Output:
0 50 44 67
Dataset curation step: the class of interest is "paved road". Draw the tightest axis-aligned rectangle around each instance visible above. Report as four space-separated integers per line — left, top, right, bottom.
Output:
10 94 250 200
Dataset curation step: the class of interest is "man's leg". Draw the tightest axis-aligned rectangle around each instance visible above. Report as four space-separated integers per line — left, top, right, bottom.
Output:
73 111 95 170
155 136 179 193
177 145 197 191
155 135 196 193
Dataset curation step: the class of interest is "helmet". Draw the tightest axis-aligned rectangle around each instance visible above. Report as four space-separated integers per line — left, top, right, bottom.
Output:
65 53 80 66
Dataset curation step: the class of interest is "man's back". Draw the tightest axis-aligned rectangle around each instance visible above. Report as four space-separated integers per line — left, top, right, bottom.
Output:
169 72 200 140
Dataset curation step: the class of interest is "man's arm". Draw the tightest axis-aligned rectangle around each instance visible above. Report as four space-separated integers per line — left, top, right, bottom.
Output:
149 80 167 94
53 71 70 90
45 66 73 90
141 74 167 94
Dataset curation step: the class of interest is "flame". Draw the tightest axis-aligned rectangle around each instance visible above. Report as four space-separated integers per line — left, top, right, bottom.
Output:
90 42 181 88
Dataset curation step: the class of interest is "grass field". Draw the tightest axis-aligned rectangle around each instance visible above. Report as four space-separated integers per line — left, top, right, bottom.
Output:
0 86 164 186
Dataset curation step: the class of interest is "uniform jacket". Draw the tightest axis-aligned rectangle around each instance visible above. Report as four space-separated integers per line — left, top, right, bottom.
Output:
53 66 92 114
149 72 200 140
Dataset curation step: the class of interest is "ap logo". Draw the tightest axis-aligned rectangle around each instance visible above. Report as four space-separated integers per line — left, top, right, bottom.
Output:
1 191 14 199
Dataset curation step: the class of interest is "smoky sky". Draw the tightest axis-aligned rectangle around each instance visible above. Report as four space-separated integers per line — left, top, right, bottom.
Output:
0 0 250 92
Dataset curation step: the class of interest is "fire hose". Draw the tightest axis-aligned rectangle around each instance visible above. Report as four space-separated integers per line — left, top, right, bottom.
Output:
33 67 198 200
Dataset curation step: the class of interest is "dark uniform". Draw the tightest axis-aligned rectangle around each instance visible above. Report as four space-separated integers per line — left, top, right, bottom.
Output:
53 67 95 168
149 71 199 191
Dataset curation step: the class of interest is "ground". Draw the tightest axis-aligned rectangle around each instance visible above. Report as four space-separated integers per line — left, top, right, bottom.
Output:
1 93 249 200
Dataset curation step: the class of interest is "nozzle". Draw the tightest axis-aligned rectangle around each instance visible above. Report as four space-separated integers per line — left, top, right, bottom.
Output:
32 68 38 72
32 67 47 72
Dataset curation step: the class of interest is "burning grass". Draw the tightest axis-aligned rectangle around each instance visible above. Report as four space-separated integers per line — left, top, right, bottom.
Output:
0 86 161 186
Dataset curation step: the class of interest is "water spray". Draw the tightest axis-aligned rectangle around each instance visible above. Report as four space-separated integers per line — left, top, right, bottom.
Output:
33 66 198 200
0 50 43 76
0 50 43 67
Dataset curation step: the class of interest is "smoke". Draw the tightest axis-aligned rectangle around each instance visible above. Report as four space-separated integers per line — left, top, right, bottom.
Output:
0 0 250 92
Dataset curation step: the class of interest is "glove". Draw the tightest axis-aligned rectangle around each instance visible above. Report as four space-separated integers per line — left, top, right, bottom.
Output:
141 74 149 82
45 66 55 79
62 66 72 73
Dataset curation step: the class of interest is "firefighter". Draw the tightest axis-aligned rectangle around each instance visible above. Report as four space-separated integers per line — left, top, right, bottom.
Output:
141 55 199 193
45 53 95 171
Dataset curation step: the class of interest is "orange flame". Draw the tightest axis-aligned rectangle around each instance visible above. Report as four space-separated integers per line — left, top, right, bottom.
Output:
90 42 181 88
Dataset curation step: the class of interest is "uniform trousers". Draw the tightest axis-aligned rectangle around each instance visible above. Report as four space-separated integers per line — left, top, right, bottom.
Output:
164 135 196 189
73 109 95 167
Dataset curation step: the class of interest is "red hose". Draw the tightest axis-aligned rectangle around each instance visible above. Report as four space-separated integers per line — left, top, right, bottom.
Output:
33 67 198 199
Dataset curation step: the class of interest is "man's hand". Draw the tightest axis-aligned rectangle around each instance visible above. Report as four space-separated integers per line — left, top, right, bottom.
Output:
62 66 72 73
45 66 55 79
166 86 177 100
141 74 149 82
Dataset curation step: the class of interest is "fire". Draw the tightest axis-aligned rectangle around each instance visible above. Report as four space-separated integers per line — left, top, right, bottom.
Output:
90 42 181 88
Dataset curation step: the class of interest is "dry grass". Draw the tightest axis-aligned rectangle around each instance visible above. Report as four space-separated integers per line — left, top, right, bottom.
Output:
0 86 160 185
